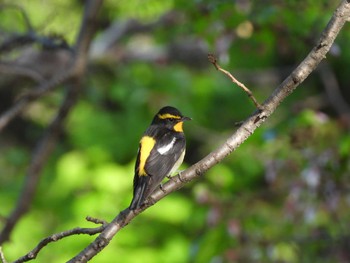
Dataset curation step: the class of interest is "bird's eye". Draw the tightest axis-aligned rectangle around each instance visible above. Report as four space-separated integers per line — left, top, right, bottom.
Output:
169 118 178 123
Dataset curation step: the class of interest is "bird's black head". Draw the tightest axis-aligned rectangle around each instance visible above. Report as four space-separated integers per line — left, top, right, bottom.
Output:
152 106 191 132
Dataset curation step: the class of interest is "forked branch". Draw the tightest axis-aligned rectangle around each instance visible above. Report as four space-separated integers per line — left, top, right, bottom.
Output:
12 217 107 263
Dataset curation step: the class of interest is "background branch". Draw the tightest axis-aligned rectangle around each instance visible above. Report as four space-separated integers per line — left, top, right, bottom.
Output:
0 62 45 83
318 61 350 129
0 84 79 244
66 1 350 262
0 67 74 132
0 0 103 133
0 0 103 244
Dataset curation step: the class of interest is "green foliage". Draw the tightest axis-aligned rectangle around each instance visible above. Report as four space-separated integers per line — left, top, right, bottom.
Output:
114 0 174 22
1 0 350 262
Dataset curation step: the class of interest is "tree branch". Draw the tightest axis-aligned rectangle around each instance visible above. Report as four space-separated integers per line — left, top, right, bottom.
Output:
66 1 350 262
13 217 108 263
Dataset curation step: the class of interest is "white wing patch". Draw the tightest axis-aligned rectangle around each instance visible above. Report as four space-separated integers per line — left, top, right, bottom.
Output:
157 137 176 155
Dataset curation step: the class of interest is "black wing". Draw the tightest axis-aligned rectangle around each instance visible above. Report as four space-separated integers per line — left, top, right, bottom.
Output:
144 131 185 195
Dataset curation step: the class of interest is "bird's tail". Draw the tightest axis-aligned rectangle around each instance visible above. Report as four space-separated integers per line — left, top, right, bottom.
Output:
129 176 149 210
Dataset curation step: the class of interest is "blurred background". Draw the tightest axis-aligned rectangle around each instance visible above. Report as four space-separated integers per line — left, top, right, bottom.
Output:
1 0 350 262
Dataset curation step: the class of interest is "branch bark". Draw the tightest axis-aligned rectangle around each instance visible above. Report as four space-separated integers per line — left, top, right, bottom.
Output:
66 1 350 262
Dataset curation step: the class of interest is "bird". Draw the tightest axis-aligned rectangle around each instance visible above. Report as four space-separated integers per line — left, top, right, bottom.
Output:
129 106 191 210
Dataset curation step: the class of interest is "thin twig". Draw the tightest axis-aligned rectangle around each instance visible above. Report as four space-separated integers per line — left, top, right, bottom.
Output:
13 217 108 263
208 53 263 110
85 216 108 226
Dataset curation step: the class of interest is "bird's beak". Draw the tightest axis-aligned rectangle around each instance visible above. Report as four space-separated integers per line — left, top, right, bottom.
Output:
182 116 192 121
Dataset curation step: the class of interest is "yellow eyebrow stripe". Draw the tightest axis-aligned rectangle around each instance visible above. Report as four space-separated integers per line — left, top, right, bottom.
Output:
158 113 181 119
139 136 156 176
